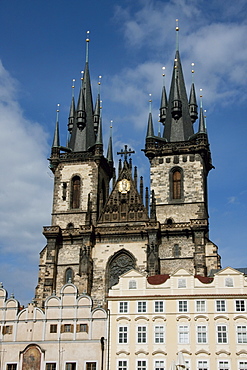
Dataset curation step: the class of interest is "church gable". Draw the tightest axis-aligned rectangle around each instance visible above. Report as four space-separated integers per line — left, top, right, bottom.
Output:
99 157 149 223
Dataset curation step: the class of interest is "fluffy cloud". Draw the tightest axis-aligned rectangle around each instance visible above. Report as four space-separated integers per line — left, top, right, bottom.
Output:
0 61 53 303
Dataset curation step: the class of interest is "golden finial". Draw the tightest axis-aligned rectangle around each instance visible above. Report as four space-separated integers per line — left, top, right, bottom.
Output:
86 30 90 42
100 100 102 110
176 19 179 51
110 120 113 129
98 75 102 85
176 19 179 31
191 63 195 74
149 94 152 113
72 79 75 97
162 66 166 77
56 103 60 122
81 71 84 80
56 103 60 112
199 88 203 108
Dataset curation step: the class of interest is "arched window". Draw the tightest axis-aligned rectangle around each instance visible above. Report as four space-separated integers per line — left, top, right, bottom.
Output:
65 268 73 283
71 176 81 209
107 251 135 290
173 170 181 199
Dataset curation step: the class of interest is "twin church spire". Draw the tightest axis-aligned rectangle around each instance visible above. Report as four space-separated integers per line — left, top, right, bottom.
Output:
52 32 112 160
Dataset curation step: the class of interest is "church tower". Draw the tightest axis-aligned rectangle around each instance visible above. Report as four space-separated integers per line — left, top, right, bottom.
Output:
35 29 221 308
144 27 221 276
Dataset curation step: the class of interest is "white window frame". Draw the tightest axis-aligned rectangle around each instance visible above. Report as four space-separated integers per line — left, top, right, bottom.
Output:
216 300 226 312
154 359 165 370
137 326 147 343
118 326 128 344
154 325 165 343
119 301 128 314
178 325 189 344
137 301 147 313
217 324 228 344
196 359 209 370
197 360 209 370
218 360 230 370
238 360 247 370
237 325 247 343
196 300 206 312
197 325 207 344
178 300 188 312
137 359 147 370
117 359 128 370
129 280 136 289
85 362 97 370
154 300 164 313
235 300 246 312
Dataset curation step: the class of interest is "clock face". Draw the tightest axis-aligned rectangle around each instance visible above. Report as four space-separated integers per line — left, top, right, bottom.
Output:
118 179 130 194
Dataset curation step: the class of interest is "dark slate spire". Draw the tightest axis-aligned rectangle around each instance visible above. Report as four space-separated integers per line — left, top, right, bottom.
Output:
189 82 198 123
198 97 207 134
95 117 103 145
159 84 168 124
146 96 154 138
52 104 60 148
107 124 113 163
162 25 194 142
94 76 102 135
69 32 96 152
68 80 76 134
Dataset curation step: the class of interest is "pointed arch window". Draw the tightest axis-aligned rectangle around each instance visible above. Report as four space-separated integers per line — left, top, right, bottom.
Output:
173 170 181 199
65 268 73 283
71 176 81 209
170 167 183 201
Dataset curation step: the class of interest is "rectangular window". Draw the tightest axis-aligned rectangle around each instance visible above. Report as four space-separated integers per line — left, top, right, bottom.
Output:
2 325 13 335
65 364 76 370
216 300 226 312
50 324 57 333
178 278 186 288
218 361 230 370
137 360 146 370
7 365 17 370
178 325 189 344
46 364 56 370
178 300 188 312
236 300 246 312
118 326 128 343
155 301 164 313
196 300 206 312
77 323 88 333
154 326 164 343
225 277 233 287
217 325 228 343
64 324 73 333
237 325 247 343
138 301 147 313
197 360 208 370
119 302 128 313
155 360 165 370
86 363 96 370
185 360 190 370
197 325 207 343
239 361 247 370
118 360 127 370
129 280 136 289
137 326 147 343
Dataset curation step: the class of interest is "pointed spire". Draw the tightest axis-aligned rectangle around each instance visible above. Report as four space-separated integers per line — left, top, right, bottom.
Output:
198 90 207 134
95 117 103 145
94 76 102 135
68 79 76 133
171 72 182 121
189 82 198 123
140 176 144 203
134 166 138 187
76 71 86 130
107 122 113 163
52 104 60 148
160 67 168 124
150 190 156 221
146 95 154 138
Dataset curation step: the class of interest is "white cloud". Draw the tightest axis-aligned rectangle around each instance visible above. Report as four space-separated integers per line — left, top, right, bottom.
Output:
0 60 53 304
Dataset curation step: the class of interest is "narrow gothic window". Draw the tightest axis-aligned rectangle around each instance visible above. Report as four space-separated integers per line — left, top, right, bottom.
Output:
173 170 181 199
71 176 81 209
65 268 73 283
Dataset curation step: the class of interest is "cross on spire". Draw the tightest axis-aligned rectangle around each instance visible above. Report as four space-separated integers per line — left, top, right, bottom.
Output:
117 145 135 162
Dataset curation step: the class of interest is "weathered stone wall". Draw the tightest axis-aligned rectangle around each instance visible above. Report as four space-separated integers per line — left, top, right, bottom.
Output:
150 153 206 224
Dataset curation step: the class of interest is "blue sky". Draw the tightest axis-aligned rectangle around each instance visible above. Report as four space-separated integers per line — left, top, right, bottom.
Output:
0 0 246 305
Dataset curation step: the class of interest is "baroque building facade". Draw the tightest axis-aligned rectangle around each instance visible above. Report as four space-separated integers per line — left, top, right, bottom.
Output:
0 32 246 370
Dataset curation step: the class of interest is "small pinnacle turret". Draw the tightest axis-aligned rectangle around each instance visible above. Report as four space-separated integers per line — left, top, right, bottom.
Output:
189 82 198 123
52 105 60 148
